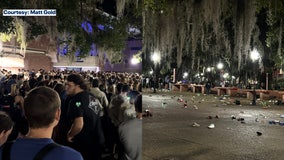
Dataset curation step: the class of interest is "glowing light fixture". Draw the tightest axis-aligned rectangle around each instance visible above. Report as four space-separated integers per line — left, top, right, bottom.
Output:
151 52 160 63
223 73 229 79
183 72 188 78
206 67 211 72
250 48 260 62
217 62 224 70
131 57 139 65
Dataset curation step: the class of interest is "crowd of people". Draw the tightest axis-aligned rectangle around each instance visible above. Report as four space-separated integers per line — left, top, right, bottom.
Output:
0 68 142 160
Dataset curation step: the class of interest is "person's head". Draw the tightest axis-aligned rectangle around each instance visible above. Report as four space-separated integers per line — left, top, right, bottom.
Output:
66 74 88 96
132 81 139 91
11 74 17 80
107 85 114 94
53 83 65 96
92 78 99 88
121 84 130 94
0 111 13 146
116 83 123 94
24 86 61 129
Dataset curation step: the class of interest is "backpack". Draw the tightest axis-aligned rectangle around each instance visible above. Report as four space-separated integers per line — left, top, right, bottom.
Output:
88 93 103 117
2 141 61 160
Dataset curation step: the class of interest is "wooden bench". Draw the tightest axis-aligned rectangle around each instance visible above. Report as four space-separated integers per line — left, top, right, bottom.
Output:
246 89 269 100
211 87 218 94
267 91 284 102
172 84 189 92
212 87 238 96
237 89 251 97
226 87 238 96
191 85 205 94
216 87 227 96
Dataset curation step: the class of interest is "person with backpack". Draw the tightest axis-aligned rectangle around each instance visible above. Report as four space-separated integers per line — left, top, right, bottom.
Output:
65 74 105 160
0 86 83 160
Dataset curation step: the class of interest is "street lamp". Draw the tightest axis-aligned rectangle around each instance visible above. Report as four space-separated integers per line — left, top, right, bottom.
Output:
151 52 160 93
206 67 214 81
250 48 260 85
217 62 223 70
183 72 188 78
217 62 224 87
250 48 260 62
250 48 260 105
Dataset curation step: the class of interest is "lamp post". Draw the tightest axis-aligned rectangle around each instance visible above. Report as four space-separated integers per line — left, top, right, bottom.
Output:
250 48 260 105
151 52 160 93
206 67 214 81
250 48 260 84
217 62 224 87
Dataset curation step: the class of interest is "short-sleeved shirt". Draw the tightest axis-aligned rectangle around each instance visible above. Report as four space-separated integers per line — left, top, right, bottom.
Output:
119 118 142 160
0 138 83 160
67 91 104 146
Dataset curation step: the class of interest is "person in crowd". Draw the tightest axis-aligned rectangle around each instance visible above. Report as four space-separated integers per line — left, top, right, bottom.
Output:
106 84 114 104
118 93 142 160
0 84 25 141
52 83 68 145
16 75 24 89
8 84 28 141
205 81 212 95
90 78 109 112
0 86 83 160
0 111 13 146
108 84 136 159
28 73 37 89
5 74 17 93
128 81 140 105
109 84 136 127
65 74 105 160
90 78 112 152
134 94 142 119
19 80 30 98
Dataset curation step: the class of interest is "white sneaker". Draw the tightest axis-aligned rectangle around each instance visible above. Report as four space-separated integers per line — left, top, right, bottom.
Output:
208 123 215 129
192 122 200 127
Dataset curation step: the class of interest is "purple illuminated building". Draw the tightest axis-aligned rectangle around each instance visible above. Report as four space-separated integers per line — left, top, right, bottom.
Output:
104 38 142 73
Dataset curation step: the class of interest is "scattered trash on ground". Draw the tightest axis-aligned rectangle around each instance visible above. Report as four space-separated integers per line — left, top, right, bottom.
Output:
256 132 262 136
237 118 245 121
269 120 280 124
208 123 215 129
184 101 188 108
143 106 153 117
255 118 259 122
177 98 183 102
192 122 200 127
